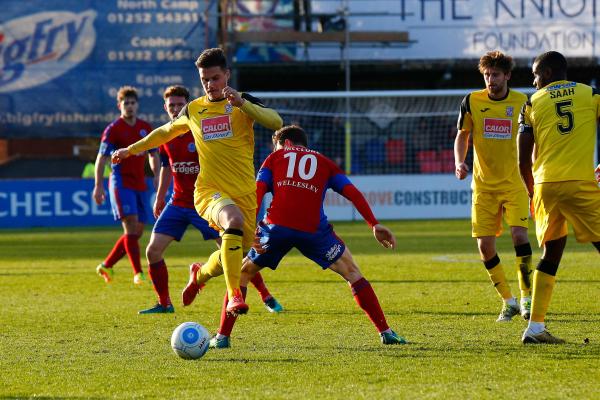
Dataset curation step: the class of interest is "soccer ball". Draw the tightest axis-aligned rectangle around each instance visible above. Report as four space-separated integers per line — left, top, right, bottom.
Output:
170 322 210 360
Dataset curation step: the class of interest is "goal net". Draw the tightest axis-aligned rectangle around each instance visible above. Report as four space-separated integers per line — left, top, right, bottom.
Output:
252 88 535 175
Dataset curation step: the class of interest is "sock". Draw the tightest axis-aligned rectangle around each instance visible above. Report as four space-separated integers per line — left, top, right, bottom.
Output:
221 229 243 298
250 272 272 302
527 321 545 335
351 278 389 333
124 234 143 274
515 243 533 298
198 250 224 284
505 297 518 307
530 270 557 323
103 234 127 268
484 255 513 300
217 286 247 337
148 259 170 306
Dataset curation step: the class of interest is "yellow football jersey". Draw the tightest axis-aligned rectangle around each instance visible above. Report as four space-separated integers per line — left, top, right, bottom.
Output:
457 88 528 192
128 93 282 198
519 81 600 183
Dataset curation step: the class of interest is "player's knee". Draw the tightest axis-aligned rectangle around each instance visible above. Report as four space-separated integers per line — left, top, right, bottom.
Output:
145 243 162 262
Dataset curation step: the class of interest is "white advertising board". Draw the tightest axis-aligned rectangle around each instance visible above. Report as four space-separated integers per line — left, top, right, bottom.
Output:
309 0 598 60
323 174 472 221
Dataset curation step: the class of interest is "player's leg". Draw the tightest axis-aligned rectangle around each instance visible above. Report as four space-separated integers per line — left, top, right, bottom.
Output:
210 259 263 349
139 231 175 314
250 272 283 313
121 215 145 284
477 236 519 321
522 182 568 344
210 223 290 348
181 209 222 306
509 226 533 319
97 182 131 282
473 191 517 321
504 188 534 319
327 248 406 345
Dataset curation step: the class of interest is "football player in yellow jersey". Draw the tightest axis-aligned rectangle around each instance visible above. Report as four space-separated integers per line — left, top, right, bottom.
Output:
518 51 600 344
112 48 283 316
454 51 534 322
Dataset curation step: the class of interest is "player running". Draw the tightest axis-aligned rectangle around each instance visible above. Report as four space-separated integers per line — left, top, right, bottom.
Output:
209 125 407 348
111 48 283 316
94 86 160 285
454 51 534 322
139 85 283 314
518 51 600 344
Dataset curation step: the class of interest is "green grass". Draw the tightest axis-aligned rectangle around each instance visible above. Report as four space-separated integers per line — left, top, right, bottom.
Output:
1 219 599 399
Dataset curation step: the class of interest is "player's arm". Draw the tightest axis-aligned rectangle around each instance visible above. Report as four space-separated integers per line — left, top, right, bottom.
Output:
112 108 190 163
454 95 472 180
255 157 273 215
93 152 109 205
149 150 161 189
223 87 282 131
330 172 396 249
154 151 172 218
517 101 535 198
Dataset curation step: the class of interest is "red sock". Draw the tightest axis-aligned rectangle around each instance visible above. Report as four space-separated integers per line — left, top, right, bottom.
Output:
250 272 271 302
218 286 247 337
148 259 170 306
351 278 389 333
124 234 142 274
103 234 127 267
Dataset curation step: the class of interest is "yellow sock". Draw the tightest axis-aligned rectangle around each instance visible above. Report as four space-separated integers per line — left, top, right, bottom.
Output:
221 230 243 297
516 255 533 298
530 270 556 323
486 263 513 300
198 250 223 284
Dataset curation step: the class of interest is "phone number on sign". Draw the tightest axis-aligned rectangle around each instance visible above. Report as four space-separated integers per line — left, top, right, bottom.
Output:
107 50 196 62
107 12 200 24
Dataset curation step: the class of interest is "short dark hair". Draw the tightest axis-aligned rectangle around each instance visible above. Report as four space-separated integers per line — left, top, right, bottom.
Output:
117 86 138 102
163 85 190 101
195 48 227 70
478 50 514 74
272 125 308 147
534 51 568 78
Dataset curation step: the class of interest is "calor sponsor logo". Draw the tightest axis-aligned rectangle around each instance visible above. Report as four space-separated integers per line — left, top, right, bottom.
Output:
483 118 512 139
0 10 97 93
201 115 232 141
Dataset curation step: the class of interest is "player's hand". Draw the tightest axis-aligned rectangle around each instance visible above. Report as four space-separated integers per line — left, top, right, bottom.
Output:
153 198 166 218
111 148 130 164
93 185 105 205
222 86 244 107
373 224 396 249
595 164 600 183
455 162 469 180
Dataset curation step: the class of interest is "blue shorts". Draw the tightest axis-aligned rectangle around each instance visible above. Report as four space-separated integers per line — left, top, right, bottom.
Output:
108 181 149 223
153 203 220 242
248 222 345 269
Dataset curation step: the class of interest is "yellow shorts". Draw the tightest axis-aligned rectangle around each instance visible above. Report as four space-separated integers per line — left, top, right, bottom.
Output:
194 187 257 251
471 189 530 237
533 180 600 246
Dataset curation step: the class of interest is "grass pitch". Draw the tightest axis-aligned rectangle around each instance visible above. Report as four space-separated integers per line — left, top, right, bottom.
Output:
1 219 599 399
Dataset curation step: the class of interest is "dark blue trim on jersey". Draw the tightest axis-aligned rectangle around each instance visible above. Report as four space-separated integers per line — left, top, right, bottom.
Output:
257 167 273 192
328 173 351 194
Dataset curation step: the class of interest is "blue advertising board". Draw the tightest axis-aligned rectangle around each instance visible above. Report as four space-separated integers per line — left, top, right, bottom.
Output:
0 0 217 137
0 178 157 228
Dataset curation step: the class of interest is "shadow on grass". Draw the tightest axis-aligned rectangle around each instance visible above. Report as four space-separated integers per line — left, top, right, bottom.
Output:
205 357 304 364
